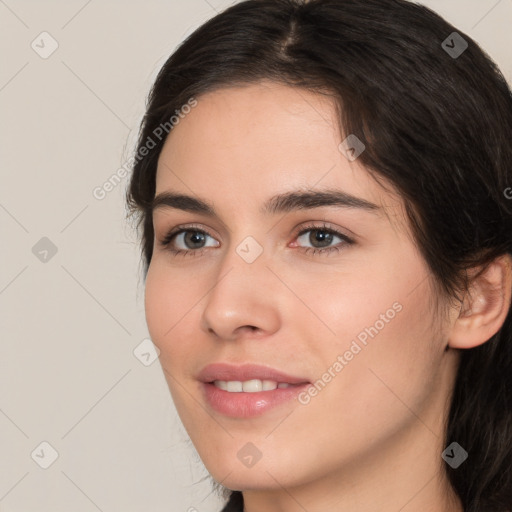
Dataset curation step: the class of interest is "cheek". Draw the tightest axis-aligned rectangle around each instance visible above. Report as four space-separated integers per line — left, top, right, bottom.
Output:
144 259 209 378
307 246 442 415
144 264 197 412
310 277 442 437
144 263 168 344
144 262 189 354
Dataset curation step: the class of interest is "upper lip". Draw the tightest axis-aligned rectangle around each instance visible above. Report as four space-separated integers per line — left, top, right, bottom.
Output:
198 363 310 384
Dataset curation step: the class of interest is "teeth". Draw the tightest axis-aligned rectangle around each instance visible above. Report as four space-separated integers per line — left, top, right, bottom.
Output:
213 379 297 392
215 380 228 391
242 379 262 392
226 381 243 392
263 380 278 391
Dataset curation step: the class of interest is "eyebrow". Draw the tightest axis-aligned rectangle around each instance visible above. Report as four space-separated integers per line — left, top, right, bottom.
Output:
151 189 380 217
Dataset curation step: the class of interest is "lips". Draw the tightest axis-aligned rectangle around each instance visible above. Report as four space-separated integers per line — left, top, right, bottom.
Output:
198 362 310 385
198 363 312 418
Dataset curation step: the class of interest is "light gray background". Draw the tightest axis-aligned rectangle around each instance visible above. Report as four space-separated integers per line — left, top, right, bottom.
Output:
1 1 511 511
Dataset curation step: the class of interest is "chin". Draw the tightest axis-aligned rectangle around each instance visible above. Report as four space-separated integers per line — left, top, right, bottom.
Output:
202 447 312 493
210 468 291 493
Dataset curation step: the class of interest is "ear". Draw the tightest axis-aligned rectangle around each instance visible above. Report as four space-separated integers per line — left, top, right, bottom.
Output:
448 254 512 349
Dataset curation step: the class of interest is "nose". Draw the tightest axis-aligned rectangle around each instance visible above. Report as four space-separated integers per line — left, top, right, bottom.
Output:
200 239 281 341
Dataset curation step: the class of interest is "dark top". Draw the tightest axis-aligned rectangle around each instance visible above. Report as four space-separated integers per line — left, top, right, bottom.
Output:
220 491 244 512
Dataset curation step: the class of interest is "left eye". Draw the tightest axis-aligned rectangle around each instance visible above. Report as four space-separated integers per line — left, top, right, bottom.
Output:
295 226 348 251
159 223 353 256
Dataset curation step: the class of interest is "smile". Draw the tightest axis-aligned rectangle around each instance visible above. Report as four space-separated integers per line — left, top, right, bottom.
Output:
213 379 301 392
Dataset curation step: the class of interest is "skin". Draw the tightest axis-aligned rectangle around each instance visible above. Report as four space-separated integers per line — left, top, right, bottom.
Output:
144 81 512 512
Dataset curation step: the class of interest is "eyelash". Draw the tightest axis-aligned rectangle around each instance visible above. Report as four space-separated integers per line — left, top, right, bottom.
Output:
158 222 354 258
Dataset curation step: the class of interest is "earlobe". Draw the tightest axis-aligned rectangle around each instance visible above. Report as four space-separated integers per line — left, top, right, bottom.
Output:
448 254 512 350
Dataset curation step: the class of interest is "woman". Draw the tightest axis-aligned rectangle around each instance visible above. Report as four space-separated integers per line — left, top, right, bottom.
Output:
126 1 512 510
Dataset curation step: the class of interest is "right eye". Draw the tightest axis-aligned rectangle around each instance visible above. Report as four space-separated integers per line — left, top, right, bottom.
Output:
159 225 219 257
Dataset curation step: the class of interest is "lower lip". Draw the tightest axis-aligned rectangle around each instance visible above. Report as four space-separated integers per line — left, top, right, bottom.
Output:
202 382 311 418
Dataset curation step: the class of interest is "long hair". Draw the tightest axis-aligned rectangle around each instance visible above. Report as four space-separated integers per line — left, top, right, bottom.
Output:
126 1 512 510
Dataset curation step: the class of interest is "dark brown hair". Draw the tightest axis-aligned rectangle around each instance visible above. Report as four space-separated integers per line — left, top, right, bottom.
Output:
126 1 512 510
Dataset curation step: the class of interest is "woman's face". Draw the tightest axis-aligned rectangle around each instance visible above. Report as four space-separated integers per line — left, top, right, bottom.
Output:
145 81 458 495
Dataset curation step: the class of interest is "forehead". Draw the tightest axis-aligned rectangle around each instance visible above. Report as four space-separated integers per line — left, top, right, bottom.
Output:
154 81 405 227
